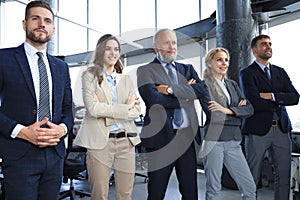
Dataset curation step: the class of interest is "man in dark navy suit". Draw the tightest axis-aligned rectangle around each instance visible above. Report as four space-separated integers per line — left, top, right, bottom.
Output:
137 29 207 200
0 1 73 199
240 34 299 200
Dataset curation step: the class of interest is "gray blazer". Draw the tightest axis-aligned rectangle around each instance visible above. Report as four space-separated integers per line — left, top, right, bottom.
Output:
74 70 141 149
200 78 254 141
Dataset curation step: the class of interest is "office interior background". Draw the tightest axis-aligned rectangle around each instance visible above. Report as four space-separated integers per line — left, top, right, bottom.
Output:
0 0 299 131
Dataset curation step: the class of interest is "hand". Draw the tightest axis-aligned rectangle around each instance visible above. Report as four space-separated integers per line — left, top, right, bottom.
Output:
17 118 49 146
92 93 99 101
36 119 66 148
17 118 65 148
126 92 140 110
208 101 233 115
156 85 169 95
260 92 273 100
238 99 247 107
187 78 196 85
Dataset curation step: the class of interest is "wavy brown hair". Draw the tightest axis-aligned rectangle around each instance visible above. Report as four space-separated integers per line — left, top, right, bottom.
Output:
203 47 230 98
87 34 123 85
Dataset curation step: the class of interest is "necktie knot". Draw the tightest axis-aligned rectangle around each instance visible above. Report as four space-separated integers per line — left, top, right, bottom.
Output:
37 51 43 58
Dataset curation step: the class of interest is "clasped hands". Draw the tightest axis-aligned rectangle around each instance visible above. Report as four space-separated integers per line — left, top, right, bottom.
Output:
18 118 66 148
156 78 196 95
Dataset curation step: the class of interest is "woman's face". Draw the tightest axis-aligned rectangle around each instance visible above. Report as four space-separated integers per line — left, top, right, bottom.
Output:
103 39 120 68
208 51 229 79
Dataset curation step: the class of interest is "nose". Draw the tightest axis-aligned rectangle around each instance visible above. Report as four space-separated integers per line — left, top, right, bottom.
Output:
38 19 45 28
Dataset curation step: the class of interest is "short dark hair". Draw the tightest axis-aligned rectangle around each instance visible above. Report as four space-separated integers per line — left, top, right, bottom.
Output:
251 34 270 48
25 0 54 20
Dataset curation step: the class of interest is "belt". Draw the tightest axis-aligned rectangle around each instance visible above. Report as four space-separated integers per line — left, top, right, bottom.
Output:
272 120 279 126
109 132 137 138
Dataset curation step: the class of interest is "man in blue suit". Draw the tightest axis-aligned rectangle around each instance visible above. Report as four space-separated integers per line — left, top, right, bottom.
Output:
240 34 299 200
0 1 73 199
137 29 207 200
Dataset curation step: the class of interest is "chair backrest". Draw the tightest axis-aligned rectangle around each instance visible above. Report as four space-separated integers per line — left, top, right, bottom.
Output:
63 125 87 177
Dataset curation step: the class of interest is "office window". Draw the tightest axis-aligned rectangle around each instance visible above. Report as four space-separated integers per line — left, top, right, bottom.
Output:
120 0 155 34
269 19 300 131
157 0 200 29
200 0 216 19
0 2 25 48
58 0 87 25
57 19 87 55
88 30 103 52
88 0 119 35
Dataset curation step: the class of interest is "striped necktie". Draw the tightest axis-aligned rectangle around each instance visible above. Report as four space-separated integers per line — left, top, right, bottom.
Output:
264 67 271 80
37 52 51 122
166 63 183 127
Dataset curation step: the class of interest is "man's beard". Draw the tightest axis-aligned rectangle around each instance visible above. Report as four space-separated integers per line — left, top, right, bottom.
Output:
158 50 177 63
259 53 272 61
26 28 51 44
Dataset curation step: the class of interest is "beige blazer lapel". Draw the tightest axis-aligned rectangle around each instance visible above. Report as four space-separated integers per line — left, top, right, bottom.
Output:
99 75 112 104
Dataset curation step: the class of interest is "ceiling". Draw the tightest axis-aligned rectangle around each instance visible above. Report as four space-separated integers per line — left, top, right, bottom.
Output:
251 0 300 24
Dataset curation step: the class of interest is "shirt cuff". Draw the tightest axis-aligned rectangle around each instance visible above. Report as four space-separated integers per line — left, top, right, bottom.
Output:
11 124 25 138
59 123 68 134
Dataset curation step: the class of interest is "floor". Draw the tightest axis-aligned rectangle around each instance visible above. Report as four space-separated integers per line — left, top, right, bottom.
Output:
60 168 276 200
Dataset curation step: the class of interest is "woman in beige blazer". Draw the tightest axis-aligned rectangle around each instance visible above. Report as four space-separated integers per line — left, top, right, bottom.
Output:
74 34 141 200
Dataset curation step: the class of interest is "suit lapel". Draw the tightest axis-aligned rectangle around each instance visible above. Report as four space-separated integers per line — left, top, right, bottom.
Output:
15 45 36 102
253 62 272 87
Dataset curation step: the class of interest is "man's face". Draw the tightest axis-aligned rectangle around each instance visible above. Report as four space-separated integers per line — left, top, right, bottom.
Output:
253 38 273 61
154 30 177 63
22 7 55 46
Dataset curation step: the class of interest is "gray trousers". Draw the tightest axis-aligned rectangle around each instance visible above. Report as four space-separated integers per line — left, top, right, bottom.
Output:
245 126 291 200
202 140 256 200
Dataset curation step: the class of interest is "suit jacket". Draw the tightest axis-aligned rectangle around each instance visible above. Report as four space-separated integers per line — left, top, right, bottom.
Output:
240 61 299 135
73 70 141 149
200 78 254 141
137 58 207 149
0 44 74 160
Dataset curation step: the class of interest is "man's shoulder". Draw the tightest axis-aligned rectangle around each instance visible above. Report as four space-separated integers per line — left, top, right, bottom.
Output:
241 62 257 73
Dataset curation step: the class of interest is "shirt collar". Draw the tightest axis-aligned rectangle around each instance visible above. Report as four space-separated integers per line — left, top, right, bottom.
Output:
103 69 117 80
24 42 47 57
255 60 270 71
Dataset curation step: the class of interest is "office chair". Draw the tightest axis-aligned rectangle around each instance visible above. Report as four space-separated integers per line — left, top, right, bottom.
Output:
134 114 149 183
59 126 91 200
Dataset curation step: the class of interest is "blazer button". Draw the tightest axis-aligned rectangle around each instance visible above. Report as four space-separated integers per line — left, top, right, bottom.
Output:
32 109 37 115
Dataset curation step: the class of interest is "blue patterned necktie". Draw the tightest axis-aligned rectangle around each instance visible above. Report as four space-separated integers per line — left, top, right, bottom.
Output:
37 52 51 122
166 63 183 127
264 67 271 80
264 66 279 119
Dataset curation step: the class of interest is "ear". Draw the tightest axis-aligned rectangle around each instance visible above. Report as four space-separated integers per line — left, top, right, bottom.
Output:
22 20 27 31
153 43 158 53
252 47 257 56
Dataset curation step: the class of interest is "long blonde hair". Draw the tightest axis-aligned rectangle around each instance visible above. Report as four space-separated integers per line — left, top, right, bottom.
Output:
87 34 124 85
203 47 230 98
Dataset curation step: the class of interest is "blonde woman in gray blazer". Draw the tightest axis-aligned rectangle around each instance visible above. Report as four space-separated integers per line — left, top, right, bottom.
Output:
199 48 256 200
74 34 141 200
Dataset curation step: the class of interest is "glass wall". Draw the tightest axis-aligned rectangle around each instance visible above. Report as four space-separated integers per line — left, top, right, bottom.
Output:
268 18 300 132
0 0 299 127
0 0 201 55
